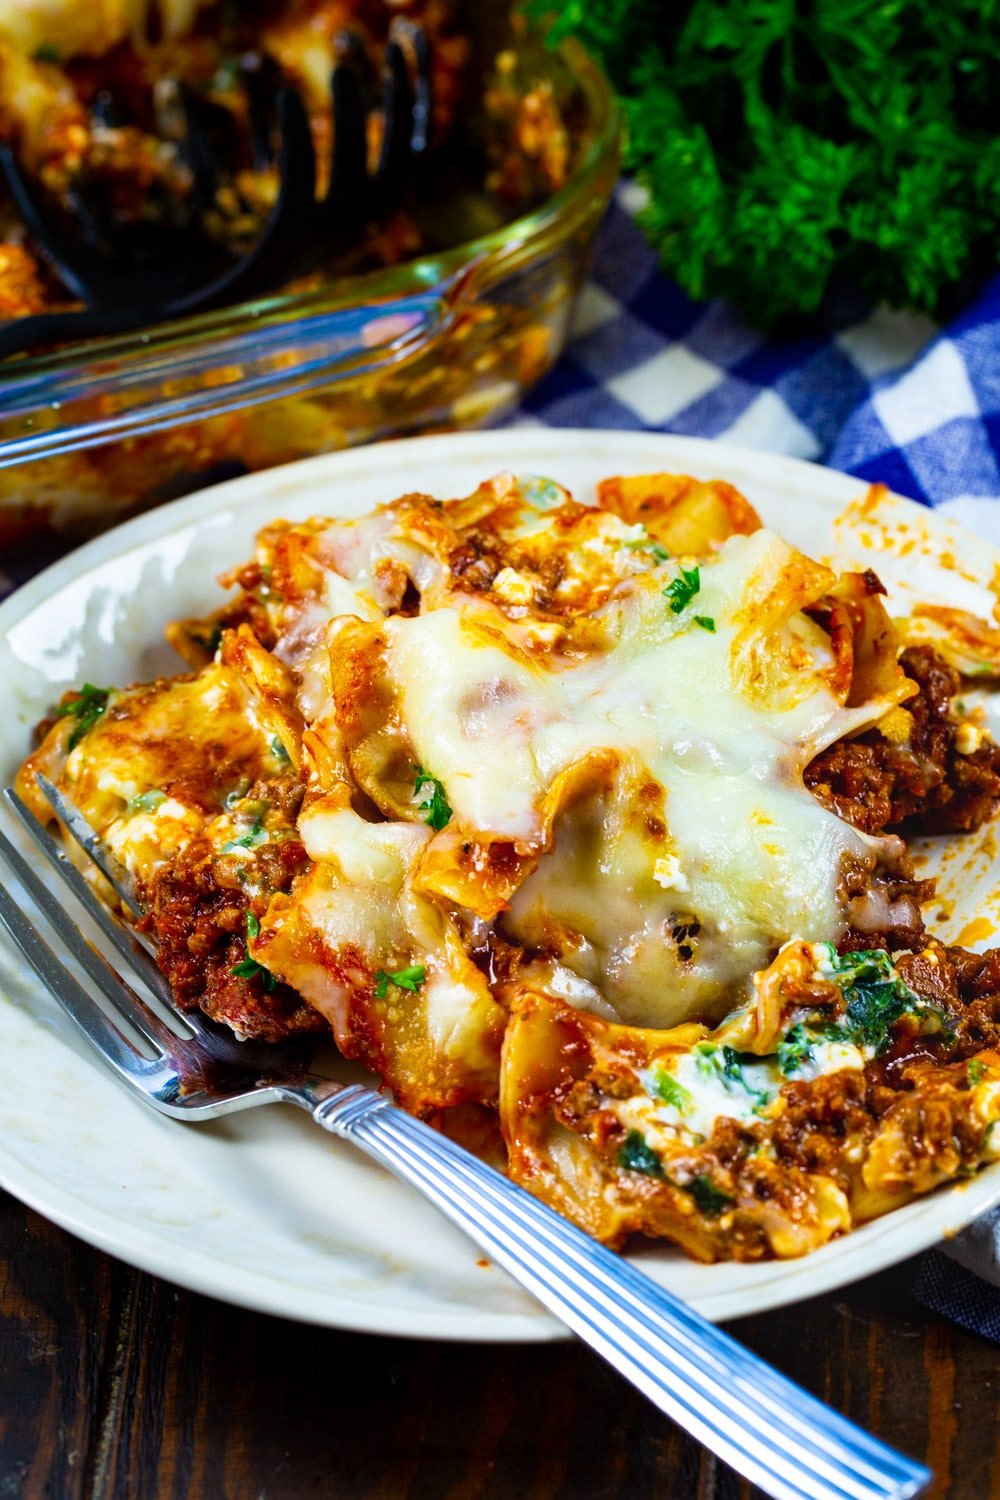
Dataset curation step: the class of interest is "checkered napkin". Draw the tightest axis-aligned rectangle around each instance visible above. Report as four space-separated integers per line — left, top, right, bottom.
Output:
3 190 1000 1335
516 188 1000 513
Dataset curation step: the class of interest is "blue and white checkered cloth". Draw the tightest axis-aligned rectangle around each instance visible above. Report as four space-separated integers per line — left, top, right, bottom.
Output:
516 186 1000 516
3 189 1000 1336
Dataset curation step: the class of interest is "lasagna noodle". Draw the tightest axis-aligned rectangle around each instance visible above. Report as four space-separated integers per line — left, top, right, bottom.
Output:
257 797 506 1113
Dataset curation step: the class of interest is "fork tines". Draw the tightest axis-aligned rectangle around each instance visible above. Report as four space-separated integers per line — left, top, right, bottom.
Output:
0 783 317 1089
0 790 187 1090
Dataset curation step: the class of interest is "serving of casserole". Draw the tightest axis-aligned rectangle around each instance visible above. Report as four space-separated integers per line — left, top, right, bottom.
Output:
16 445 1000 1269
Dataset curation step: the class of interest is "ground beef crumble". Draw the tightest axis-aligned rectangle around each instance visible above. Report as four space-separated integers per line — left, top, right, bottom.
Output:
806 645 1000 835
137 776 322 1043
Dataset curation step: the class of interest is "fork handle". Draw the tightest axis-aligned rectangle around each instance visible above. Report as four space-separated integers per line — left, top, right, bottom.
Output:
308 1085 929 1500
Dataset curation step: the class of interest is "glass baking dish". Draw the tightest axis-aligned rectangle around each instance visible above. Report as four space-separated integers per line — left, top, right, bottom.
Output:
0 26 618 554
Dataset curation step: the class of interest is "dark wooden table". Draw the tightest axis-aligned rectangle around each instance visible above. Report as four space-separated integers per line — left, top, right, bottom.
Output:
2 1190 998 1500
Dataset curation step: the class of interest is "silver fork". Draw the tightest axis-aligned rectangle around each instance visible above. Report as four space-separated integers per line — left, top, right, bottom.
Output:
0 781 930 1500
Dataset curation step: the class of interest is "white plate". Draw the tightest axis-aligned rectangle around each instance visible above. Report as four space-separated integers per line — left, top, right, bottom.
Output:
3 429 1000 1342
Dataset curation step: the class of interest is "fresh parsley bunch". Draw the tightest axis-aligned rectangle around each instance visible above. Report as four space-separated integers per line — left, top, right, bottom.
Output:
529 0 1000 326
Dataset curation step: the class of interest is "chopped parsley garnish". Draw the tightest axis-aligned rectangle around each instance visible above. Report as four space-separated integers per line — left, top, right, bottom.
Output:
684 1175 734 1217
663 564 701 615
128 789 167 814
56 684 110 750
230 912 276 990
653 1069 694 1113
517 474 564 510
374 964 426 999
231 955 276 989
617 1130 664 1178
270 736 291 765
414 767 452 831
694 615 716 633
968 1058 987 1087
221 817 268 854
33 42 60 62
622 536 671 563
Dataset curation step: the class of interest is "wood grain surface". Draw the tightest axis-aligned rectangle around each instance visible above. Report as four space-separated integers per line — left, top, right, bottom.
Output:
1 1188 997 1500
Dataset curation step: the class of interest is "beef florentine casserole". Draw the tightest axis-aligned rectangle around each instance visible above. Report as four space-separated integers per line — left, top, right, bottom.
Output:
0 2 603 554
18 470 1000 1262
0 0 460 320
0 0 569 316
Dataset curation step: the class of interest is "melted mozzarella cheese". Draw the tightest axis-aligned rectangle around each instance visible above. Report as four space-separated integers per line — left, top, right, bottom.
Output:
385 606 552 843
380 530 894 1025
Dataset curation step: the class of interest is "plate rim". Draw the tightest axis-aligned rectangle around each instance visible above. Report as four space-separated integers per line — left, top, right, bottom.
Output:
3 426 999 1342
